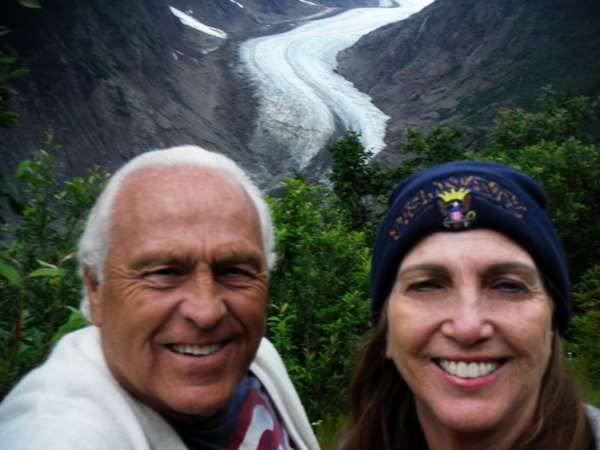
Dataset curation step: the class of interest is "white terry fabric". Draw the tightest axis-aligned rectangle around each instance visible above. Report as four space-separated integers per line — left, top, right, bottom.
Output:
0 326 319 450
586 404 600 450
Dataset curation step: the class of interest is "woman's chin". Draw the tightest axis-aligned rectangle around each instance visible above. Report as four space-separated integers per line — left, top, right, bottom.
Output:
417 398 515 437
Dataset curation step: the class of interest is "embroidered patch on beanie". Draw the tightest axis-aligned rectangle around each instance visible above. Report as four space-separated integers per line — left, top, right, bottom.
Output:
389 176 528 239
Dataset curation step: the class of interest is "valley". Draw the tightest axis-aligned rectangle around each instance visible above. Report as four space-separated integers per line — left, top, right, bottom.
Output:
0 0 598 190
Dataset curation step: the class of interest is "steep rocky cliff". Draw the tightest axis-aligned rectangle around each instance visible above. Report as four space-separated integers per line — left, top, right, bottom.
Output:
337 0 600 166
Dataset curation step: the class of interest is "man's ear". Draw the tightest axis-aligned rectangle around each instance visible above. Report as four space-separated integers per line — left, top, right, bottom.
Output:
84 266 103 327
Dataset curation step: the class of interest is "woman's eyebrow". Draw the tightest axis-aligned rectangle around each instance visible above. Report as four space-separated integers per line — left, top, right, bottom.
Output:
399 264 448 277
486 263 539 282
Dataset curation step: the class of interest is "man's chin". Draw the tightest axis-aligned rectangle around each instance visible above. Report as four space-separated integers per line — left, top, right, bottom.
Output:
149 384 240 423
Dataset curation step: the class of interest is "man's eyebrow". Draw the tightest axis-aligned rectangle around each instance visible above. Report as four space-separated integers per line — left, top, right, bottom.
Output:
130 254 191 271
399 264 448 277
215 253 266 269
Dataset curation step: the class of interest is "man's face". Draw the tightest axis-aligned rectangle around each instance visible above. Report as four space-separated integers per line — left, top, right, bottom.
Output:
86 166 268 422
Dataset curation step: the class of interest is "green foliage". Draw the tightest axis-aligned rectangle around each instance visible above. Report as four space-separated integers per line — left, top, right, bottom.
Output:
326 126 470 246
567 266 600 391
51 306 90 345
0 136 106 398
314 413 346 450
267 176 371 420
327 130 402 241
398 125 469 176
0 1 40 131
0 27 30 133
487 86 599 150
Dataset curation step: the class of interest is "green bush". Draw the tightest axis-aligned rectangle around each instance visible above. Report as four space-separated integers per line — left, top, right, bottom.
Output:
327 130 405 243
0 138 107 398
568 266 600 389
267 176 371 421
0 26 30 133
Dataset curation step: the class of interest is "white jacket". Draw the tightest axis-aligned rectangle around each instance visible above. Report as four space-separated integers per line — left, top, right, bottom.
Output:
0 326 319 450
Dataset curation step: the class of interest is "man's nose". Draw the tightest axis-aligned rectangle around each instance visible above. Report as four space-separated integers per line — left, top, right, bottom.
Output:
440 287 493 346
178 272 227 329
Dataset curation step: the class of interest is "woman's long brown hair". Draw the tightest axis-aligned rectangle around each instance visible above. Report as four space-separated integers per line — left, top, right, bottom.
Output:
336 320 595 450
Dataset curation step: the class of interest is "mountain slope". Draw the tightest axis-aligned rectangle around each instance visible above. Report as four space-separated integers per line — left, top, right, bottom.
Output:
337 0 600 166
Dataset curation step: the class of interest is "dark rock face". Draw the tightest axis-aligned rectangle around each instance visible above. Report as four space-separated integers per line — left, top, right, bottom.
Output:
0 0 236 179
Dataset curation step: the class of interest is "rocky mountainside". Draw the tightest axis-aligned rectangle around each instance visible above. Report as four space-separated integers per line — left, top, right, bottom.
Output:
337 0 600 166
0 0 367 184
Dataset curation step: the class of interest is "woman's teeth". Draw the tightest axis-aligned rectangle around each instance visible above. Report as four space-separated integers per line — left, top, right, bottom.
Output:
168 343 224 356
438 359 501 378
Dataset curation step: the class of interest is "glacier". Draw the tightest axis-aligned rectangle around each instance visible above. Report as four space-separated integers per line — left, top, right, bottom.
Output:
240 0 434 186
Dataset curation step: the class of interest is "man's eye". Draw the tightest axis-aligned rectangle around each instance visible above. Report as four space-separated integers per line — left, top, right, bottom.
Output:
218 267 255 280
148 267 183 277
223 267 250 276
408 280 443 292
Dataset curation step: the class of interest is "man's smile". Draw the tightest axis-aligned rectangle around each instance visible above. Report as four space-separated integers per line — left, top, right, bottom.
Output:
167 342 227 356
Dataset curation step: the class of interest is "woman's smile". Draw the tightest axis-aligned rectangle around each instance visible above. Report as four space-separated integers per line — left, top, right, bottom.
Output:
435 359 503 379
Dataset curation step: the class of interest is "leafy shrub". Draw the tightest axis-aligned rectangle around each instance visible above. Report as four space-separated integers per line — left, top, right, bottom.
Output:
567 265 600 398
267 176 371 421
0 138 107 398
327 130 405 243
0 26 30 133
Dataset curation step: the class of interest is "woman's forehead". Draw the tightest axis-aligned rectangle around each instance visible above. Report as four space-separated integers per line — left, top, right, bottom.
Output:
398 229 537 272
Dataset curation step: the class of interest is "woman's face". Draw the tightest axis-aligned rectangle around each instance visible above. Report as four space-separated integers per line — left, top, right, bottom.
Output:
386 229 553 439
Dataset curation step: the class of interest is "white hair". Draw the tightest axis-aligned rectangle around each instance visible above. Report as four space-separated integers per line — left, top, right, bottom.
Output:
77 145 275 320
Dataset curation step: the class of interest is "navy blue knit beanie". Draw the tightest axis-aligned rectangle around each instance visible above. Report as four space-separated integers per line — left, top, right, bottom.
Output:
371 161 571 334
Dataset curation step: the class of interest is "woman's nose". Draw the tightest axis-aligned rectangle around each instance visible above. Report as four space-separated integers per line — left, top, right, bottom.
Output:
178 272 227 330
440 288 493 346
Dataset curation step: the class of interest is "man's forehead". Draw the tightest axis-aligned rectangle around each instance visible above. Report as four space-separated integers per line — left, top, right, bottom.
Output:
109 165 258 230
117 165 247 206
126 165 240 191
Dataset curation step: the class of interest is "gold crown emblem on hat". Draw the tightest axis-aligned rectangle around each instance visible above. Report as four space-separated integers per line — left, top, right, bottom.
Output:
438 188 471 202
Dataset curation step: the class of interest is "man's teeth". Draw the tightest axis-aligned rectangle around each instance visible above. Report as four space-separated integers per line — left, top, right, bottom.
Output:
438 359 500 378
169 343 224 356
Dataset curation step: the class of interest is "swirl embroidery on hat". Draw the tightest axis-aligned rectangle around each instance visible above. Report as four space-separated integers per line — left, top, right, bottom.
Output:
390 175 527 239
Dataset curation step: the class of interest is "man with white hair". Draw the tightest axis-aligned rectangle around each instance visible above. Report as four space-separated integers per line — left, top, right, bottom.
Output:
0 146 318 450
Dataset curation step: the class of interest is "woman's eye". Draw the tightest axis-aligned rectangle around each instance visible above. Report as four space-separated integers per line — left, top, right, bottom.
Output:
408 280 443 292
493 279 526 294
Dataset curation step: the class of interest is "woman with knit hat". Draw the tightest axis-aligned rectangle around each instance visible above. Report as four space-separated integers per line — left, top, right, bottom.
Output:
338 161 600 450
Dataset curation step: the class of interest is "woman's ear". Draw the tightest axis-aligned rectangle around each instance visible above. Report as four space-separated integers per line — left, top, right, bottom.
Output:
84 266 103 327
